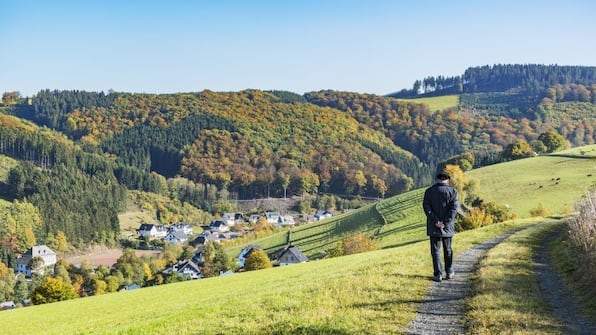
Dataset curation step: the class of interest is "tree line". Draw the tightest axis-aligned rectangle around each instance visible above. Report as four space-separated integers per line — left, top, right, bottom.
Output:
390 64 596 98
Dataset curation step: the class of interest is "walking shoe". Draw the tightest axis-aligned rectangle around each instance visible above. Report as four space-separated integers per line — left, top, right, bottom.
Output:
432 274 442 282
443 272 455 280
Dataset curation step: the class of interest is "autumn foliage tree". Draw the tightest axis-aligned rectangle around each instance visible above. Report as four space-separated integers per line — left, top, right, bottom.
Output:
31 277 77 305
244 249 272 271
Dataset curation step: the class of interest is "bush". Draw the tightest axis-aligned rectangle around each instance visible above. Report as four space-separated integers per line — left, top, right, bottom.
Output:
456 207 492 231
329 232 379 257
456 200 514 232
244 249 272 271
529 202 550 217
31 277 78 305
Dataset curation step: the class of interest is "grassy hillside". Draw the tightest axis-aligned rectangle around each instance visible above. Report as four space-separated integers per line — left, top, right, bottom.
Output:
226 189 426 259
468 149 596 218
226 204 385 259
397 94 459 112
0 218 540 335
228 147 596 260
3 146 594 334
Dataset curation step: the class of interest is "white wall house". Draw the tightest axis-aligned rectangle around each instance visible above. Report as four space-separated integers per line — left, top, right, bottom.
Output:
265 212 282 225
169 222 193 235
14 245 57 277
137 224 168 239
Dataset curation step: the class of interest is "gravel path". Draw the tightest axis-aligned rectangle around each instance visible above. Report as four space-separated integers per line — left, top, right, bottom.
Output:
406 225 596 335
535 226 596 335
406 231 520 335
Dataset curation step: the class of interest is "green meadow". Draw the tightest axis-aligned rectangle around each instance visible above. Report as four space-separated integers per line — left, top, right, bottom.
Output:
397 94 459 112
1 148 595 334
468 149 596 218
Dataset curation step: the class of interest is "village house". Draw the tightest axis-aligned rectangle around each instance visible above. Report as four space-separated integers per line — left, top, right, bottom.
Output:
265 211 282 225
164 230 189 244
191 232 220 247
168 222 193 235
276 245 308 266
222 213 244 226
248 214 260 224
190 231 238 247
208 220 230 233
279 215 295 227
0 301 16 310
315 210 333 221
14 245 57 277
163 259 202 280
137 223 168 239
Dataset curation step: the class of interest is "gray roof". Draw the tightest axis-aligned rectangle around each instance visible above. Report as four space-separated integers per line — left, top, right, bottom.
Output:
280 246 309 263
166 230 188 240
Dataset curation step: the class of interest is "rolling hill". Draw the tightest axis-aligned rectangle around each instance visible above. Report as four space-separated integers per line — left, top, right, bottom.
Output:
226 146 596 260
2 145 592 334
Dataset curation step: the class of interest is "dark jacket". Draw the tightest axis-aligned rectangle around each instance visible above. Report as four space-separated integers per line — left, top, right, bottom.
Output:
423 181 459 237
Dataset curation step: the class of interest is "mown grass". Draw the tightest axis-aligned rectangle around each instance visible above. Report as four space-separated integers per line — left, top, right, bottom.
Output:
398 94 459 112
465 219 569 334
0 219 537 335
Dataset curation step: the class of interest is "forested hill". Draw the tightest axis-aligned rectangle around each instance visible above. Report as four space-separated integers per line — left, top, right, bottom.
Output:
5 90 422 200
2 63 596 249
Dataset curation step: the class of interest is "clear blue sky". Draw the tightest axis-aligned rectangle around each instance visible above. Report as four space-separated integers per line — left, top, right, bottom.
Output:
1 0 595 97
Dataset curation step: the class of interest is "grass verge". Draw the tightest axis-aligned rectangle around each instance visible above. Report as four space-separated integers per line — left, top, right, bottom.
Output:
465 219 569 334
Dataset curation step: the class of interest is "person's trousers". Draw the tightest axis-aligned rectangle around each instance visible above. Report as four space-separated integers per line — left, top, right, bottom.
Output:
430 236 453 276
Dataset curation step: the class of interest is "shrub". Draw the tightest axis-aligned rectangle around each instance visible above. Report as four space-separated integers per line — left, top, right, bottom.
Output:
456 207 492 231
31 277 78 305
329 232 379 257
529 202 550 217
456 200 514 232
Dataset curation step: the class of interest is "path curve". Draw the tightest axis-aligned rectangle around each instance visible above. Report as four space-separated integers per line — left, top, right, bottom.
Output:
406 229 524 335
535 227 596 335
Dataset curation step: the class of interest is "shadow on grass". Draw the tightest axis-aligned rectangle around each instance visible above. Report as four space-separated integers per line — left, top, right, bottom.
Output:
381 238 426 250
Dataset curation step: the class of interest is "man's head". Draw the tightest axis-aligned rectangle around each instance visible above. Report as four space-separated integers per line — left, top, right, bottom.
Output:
436 172 450 182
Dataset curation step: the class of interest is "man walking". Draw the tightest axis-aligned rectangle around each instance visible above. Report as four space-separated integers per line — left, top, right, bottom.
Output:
423 171 459 282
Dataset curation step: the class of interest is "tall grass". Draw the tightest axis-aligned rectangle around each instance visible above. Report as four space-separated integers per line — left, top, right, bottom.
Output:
565 189 596 308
